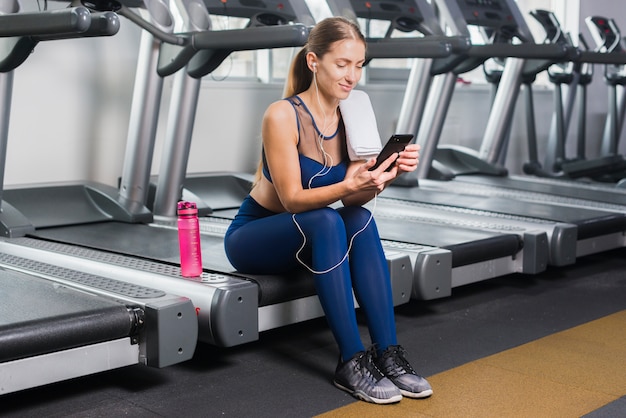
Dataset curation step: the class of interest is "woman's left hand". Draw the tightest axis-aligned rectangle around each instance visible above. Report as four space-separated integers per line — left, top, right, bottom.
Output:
341 143 420 207
394 143 420 174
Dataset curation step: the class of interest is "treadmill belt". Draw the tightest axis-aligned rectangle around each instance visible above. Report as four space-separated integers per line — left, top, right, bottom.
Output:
374 217 522 267
246 271 316 307
33 222 316 307
0 269 135 362
382 186 626 240
34 222 183 264
458 175 626 206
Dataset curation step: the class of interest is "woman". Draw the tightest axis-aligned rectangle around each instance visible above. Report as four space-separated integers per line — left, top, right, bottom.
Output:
224 16 432 404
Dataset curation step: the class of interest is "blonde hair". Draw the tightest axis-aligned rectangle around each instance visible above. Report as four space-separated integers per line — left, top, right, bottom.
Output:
253 17 366 186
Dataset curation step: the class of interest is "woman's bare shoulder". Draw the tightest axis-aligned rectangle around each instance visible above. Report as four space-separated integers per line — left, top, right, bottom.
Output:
263 99 297 133
264 99 294 119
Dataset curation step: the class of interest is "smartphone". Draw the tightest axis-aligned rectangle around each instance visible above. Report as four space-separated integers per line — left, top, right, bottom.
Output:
369 134 414 171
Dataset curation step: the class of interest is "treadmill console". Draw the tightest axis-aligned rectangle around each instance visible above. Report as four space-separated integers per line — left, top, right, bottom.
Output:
530 10 577 83
586 16 626 83
455 0 515 29
203 0 298 25
530 9 568 45
349 0 425 33
586 16 623 53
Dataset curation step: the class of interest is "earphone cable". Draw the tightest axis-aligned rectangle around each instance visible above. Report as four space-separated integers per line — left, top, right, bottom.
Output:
291 72 376 274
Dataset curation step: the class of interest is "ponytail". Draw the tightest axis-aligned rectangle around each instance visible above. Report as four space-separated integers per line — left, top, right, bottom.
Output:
284 48 313 98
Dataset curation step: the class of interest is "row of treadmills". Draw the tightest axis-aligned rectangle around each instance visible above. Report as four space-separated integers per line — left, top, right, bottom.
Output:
1 0 626 395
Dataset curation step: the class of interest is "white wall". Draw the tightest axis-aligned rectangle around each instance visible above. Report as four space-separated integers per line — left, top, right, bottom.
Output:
6 14 141 187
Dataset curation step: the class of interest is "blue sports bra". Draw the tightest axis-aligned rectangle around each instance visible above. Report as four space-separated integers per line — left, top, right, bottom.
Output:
262 95 348 189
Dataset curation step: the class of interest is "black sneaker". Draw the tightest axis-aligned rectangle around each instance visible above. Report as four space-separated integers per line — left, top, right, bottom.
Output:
333 348 402 404
375 345 433 399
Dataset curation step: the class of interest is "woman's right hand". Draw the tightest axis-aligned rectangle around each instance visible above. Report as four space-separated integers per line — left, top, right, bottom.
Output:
341 154 398 206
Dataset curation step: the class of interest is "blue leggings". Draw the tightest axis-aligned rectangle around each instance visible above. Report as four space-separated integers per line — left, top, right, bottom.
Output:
225 196 397 362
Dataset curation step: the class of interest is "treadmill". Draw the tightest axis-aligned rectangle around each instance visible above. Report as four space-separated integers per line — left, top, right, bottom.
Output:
531 12 626 182
155 0 557 304
0 4 197 395
587 16 626 176
531 10 595 179
0 0 412 347
398 0 626 209
376 0 626 262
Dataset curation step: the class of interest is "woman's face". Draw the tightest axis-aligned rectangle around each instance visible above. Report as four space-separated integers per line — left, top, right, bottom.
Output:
315 38 366 101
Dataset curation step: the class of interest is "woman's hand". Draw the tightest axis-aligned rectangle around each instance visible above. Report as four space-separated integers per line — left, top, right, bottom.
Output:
341 144 420 207
341 153 399 207
394 143 420 174
355 154 398 192
356 143 421 188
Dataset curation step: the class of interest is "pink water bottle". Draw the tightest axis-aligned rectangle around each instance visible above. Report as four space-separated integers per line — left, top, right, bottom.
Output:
177 201 203 277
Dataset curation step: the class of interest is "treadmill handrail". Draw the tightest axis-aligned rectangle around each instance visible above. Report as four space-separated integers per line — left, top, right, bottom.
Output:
576 50 626 65
0 9 120 73
0 7 91 37
428 36 473 75
0 38 38 73
190 24 309 51
430 43 577 78
427 35 472 54
116 4 182 46
33 11 120 41
366 38 452 59
158 24 309 78
468 43 576 60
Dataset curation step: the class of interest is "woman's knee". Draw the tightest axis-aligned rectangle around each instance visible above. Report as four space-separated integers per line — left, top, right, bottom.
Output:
296 207 344 236
339 205 373 226
301 207 343 225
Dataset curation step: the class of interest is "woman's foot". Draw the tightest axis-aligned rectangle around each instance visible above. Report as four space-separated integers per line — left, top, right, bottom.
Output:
375 345 433 398
333 348 402 404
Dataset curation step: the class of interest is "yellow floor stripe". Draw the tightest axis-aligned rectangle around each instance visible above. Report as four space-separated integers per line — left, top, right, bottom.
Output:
317 310 626 418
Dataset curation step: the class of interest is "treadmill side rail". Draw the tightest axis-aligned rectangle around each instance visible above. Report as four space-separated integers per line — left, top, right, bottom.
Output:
576 232 626 258
549 223 578 267
258 295 323 333
411 248 453 300
205 281 259 347
522 230 549 275
144 298 199 367
0 338 138 396
451 257 519 288
386 252 413 306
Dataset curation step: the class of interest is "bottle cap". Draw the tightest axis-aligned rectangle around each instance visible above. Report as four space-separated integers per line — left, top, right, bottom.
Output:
177 201 198 216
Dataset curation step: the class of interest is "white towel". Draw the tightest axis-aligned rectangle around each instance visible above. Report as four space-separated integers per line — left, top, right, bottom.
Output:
339 89 382 161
